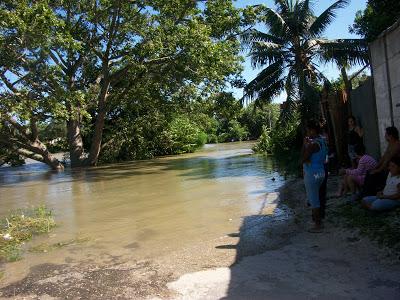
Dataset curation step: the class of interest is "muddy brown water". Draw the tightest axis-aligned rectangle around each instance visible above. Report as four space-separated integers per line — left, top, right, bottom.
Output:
0 142 288 286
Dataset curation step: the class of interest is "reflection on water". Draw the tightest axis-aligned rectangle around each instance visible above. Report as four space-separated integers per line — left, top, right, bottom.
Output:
0 142 288 280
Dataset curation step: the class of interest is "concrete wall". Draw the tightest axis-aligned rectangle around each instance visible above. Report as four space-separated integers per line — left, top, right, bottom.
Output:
370 20 400 154
350 78 381 160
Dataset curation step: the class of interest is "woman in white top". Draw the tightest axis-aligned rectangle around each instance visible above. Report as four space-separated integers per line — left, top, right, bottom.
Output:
362 156 400 211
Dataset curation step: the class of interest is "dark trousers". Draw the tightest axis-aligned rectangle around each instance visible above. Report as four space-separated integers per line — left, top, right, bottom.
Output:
360 170 388 198
319 164 328 219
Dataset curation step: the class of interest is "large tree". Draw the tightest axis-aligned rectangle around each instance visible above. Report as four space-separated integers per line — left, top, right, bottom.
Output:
243 0 369 121
350 0 400 42
0 1 66 169
0 0 246 169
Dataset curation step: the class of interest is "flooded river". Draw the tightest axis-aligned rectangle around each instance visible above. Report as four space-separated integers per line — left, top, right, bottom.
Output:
0 142 288 287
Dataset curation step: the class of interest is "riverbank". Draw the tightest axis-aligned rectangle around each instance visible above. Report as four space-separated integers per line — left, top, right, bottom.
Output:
1 175 400 299
168 177 400 299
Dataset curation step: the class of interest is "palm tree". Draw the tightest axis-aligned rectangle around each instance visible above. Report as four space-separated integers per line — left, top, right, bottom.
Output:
243 0 368 121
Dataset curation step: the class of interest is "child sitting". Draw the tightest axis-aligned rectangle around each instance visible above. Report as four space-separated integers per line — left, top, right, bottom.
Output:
336 144 377 197
362 156 400 211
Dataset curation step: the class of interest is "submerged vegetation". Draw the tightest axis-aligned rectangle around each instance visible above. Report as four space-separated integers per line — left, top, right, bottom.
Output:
0 206 56 262
29 237 91 254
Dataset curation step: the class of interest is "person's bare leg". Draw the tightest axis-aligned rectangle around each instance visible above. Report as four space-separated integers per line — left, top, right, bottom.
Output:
336 176 346 197
347 176 356 194
308 208 323 233
342 175 349 195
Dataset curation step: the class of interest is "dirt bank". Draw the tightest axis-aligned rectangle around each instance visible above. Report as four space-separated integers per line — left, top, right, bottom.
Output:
168 178 400 300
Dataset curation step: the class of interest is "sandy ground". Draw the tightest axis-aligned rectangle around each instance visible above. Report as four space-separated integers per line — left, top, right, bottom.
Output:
1 179 400 299
167 179 400 300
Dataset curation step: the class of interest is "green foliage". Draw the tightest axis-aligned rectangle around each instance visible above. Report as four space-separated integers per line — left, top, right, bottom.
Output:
167 116 207 154
350 0 400 42
0 0 246 168
222 120 249 142
327 72 370 94
0 150 25 167
253 126 272 153
254 108 301 154
0 205 56 262
190 112 219 143
240 103 280 139
38 120 68 153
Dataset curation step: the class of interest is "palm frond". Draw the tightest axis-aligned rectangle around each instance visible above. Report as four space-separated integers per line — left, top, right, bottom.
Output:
256 79 285 105
274 0 292 13
285 68 299 101
250 41 285 68
244 60 285 102
317 38 369 66
297 0 315 30
261 6 289 38
241 29 284 48
309 0 349 37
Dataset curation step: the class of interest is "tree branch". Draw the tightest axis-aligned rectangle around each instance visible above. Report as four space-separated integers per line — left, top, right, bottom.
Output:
49 50 68 72
0 72 21 95
30 116 39 141
16 148 45 163
3 115 31 141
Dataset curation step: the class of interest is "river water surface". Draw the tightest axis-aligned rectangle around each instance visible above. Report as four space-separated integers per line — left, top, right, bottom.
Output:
0 142 288 285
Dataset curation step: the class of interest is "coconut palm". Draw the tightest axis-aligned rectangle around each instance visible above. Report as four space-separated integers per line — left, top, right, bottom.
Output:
243 0 368 120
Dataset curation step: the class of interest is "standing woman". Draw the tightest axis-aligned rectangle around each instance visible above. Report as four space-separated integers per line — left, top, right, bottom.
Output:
347 116 363 167
319 118 329 220
302 120 328 233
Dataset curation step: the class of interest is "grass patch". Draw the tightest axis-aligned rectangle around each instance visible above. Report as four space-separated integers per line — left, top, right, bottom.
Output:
330 202 400 253
0 205 56 262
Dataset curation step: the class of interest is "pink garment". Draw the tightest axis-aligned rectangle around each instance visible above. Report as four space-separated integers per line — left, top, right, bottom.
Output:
352 175 366 186
346 154 378 186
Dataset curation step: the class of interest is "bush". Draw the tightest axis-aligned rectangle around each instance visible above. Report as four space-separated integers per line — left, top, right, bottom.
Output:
253 110 301 154
269 118 301 153
167 116 207 154
218 120 249 142
253 126 272 153
207 133 218 144
240 103 280 139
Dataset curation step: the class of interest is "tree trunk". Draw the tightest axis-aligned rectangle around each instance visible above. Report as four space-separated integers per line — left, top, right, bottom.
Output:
41 150 65 171
85 80 110 166
16 140 64 171
67 118 85 167
1 118 64 170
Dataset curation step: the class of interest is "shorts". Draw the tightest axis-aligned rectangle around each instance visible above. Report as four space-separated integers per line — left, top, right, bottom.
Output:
362 196 400 211
304 171 325 208
350 174 365 186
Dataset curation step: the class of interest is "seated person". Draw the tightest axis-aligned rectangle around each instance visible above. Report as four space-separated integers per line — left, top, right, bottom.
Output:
359 126 400 198
362 156 400 211
336 144 377 197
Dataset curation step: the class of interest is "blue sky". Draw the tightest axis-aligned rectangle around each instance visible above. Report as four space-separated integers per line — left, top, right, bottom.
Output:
233 0 368 102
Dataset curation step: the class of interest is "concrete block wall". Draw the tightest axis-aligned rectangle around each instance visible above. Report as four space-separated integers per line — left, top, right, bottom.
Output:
350 78 381 160
370 20 400 154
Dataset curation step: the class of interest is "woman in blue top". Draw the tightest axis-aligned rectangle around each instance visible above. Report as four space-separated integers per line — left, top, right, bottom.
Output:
302 120 328 233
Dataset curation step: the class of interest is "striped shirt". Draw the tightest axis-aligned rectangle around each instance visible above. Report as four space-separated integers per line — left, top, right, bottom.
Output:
346 155 377 177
